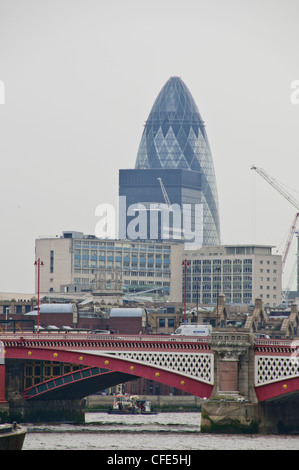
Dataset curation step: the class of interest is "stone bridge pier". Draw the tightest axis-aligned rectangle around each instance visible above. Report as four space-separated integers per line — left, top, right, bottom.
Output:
201 331 299 434
201 331 260 433
0 358 85 424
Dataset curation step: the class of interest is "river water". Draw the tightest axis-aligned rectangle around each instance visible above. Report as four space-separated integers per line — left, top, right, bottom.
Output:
22 412 299 451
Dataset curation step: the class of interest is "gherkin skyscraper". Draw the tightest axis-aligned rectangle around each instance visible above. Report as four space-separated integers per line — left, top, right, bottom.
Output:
119 76 221 246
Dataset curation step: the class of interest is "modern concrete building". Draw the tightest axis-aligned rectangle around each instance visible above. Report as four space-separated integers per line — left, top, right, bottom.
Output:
35 232 282 307
35 231 183 303
119 76 221 247
183 244 282 307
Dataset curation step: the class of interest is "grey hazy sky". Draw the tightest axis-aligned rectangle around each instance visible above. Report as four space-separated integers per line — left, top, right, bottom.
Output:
0 0 298 293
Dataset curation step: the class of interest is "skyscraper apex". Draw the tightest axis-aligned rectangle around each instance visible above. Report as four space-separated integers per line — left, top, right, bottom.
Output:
135 76 208 172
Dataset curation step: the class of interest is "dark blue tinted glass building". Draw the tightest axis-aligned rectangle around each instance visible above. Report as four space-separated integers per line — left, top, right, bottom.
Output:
119 76 221 246
119 168 202 245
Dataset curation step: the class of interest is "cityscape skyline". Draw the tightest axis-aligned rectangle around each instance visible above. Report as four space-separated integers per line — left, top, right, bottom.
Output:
0 0 298 294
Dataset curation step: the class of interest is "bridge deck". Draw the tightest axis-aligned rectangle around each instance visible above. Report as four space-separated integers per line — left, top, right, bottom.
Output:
1 333 299 403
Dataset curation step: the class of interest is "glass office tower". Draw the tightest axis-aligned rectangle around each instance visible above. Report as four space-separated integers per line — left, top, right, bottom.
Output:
119 76 221 246
119 168 203 246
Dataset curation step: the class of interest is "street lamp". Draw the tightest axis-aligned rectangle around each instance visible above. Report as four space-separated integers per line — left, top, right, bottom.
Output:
5 308 9 333
34 258 44 333
182 259 189 323
215 266 221 330
196 279 199 324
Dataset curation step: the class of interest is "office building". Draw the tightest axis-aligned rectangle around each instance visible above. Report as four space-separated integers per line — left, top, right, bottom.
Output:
119 168 202 246
35 231 183 303
35 231 282 308
119 76 221 247
183 244 282 307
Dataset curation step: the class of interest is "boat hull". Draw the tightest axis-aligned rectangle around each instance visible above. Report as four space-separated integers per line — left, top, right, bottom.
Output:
107 409 157 415
0 424 27 450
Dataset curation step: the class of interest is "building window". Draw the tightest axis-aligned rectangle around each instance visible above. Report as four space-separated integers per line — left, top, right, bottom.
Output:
50 250 54 273
159 318 165 328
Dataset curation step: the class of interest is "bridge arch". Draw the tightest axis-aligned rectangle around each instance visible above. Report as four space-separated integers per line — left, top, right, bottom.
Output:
8 345 214 400
255 376 299 403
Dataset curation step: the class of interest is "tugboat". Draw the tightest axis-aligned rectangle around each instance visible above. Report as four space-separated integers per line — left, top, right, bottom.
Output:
0 422 27 450
108 394 156 415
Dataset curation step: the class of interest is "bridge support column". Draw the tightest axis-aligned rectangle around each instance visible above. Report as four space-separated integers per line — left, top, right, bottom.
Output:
201 331 260 433
4 359 86 423
0 363 7 403
17 399 86 424
0 345 7 402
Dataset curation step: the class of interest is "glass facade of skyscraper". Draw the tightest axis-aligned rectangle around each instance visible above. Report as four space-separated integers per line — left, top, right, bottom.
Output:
119 168 203 246
124 76 220 246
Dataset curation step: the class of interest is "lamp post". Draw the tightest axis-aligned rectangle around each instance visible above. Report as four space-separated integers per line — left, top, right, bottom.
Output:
5 308 9 333
34 258 44 333
215 266 221 330
182 259 189 323
196 280 199 324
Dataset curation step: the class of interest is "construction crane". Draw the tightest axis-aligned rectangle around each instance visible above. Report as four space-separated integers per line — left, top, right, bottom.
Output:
157 177 171 205
251 166 299 211
282 212 299 270
282 257 297 303
251 165 299 298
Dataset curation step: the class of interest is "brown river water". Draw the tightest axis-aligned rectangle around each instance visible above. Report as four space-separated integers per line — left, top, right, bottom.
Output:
21 412 299 451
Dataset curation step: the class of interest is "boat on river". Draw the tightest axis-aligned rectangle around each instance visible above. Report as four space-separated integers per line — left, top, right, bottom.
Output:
108 393 157 415
0 422 27 450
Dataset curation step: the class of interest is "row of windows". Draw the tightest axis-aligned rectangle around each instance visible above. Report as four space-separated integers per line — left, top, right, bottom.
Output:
260 285 278 290
74 249 170 260
73 241 171 252
186 292 253 303
185 279 278 292
74 260 171 270
127 272 170 278
126 281 170 287
74 272 172 284
24 361 83 389
185 284 253 292
260 269 278 274
191 258 253 265
1 305 32 314
158 318 175 328
188 266 253 274
73 269 171 278
188 258 277 268
260 294 278 300
188 275 253 282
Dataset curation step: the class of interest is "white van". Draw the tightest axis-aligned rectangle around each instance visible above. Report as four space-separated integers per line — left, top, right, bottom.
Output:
171 324 212 337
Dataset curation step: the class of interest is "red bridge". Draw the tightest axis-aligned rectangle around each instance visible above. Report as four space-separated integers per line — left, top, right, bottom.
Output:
1 331 299 432
1 333 213 401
